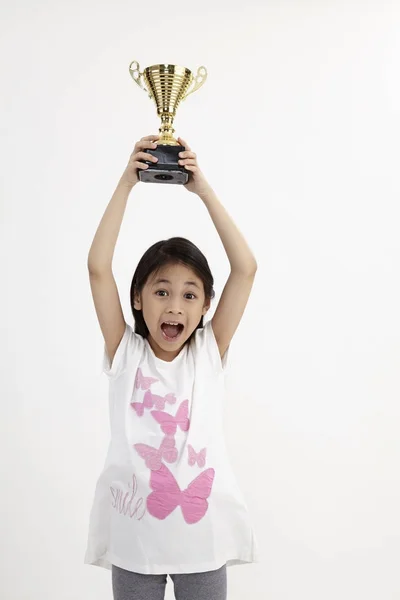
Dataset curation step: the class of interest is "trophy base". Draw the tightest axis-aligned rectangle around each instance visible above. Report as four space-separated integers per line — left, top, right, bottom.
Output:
138 144 188 185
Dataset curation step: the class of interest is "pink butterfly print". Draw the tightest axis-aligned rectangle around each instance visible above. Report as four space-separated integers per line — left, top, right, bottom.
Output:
188 445 207 468
134 436 178 471
135 367 158 390
143 389 177 411
147 463 215 524
151 399 190 436
131 393 153 417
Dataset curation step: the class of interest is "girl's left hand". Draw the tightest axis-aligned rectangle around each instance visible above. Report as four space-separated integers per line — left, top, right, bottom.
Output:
177 137 211 196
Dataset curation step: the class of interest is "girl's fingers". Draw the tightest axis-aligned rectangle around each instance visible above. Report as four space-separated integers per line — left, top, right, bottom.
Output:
135 140 158 152
134 151 158 162
136 162 149 169
178 137 191 151
179 158 196 166
179 150 196 159
141 134 160 141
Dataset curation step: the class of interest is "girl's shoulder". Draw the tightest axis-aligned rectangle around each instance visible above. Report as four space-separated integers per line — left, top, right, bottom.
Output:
103 322 144 380
191 320 230 373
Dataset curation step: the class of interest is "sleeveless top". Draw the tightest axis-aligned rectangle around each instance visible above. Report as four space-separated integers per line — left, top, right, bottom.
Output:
84 319 259 574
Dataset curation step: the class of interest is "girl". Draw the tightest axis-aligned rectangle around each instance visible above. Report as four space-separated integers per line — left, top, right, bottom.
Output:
85 134 259 600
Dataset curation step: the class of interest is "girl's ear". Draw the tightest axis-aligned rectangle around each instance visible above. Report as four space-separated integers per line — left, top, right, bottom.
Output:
202 300 211 316
133 288 142 310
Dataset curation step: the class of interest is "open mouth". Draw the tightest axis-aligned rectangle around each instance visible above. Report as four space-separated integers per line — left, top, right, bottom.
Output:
160 323 185 342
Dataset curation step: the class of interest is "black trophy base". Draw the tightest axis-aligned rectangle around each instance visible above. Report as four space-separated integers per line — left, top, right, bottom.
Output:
138 144 188 185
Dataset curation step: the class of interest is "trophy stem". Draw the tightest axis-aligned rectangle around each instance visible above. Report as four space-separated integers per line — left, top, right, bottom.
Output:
158 112 179 146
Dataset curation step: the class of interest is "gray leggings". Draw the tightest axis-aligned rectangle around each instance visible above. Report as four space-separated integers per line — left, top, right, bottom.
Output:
111 563 227 600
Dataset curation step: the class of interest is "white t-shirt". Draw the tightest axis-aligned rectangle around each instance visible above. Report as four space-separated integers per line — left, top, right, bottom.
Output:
84 319 259 575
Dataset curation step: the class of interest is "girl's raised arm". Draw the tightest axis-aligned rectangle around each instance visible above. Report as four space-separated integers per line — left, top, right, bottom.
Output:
87 134 159 364
87 135 159 274
176 136 258 360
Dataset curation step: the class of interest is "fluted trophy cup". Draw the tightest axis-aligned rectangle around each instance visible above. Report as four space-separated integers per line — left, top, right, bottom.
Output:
129 61 207 184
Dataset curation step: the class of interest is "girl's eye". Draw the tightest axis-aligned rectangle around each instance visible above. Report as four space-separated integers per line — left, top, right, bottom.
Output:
155 290 196 299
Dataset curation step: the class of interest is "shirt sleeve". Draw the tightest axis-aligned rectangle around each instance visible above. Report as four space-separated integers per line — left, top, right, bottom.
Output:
193 319 230 373
102 322 141 379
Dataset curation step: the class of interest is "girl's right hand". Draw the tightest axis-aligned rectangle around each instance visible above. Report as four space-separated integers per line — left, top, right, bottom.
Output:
121 134 160 186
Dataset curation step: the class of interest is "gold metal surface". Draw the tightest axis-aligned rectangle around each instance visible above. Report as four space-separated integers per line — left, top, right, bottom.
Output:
129 61 207 145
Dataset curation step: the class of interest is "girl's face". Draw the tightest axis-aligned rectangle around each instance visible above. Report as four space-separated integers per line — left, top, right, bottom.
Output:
133 263 210 362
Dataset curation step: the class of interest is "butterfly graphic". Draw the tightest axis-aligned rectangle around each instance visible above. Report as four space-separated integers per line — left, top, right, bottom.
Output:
147 463 215 524
143 389 177 411
131 389 176 417
134 436 178 471
151 399 190 435
135 367 158 390
188 445 207 468
130 393 153 417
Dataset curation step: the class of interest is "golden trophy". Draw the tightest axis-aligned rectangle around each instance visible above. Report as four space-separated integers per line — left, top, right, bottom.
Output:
129 61 207 184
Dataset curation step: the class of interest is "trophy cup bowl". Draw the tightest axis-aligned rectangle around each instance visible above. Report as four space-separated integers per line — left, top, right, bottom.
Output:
129 61 207 184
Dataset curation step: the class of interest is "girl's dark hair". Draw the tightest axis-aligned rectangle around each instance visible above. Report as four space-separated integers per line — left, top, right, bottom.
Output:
130 237 215 343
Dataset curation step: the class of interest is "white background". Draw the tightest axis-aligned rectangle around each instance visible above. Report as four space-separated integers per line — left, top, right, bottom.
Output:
1 0 399 598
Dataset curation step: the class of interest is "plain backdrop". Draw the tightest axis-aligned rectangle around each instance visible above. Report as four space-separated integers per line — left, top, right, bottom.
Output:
1 1 399 599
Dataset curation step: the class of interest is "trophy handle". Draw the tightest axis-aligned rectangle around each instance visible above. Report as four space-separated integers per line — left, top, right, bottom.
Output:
128 60 151 96
181 66 207 101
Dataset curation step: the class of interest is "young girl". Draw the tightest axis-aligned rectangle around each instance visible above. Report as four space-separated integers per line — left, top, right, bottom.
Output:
85 134 259 600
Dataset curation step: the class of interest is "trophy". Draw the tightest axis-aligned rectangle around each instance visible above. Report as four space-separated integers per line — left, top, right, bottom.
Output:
129 61 207 184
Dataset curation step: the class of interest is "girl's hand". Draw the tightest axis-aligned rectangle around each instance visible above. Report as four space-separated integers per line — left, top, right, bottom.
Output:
177 137 211 196
120 134 160 186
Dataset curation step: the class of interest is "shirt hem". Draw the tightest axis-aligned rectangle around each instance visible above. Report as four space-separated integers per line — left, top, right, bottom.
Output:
84 550 260 575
